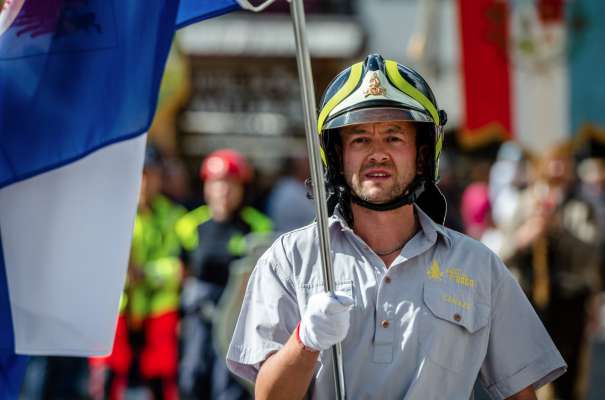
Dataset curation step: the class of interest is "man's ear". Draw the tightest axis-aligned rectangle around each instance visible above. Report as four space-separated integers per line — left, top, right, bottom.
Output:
417 145 430 175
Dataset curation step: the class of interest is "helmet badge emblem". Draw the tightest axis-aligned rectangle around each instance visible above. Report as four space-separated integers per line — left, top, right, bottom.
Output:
364 72 386 97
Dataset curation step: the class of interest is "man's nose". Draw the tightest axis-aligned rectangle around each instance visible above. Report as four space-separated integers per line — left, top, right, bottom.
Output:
222 187 233 197
215 183 230 196
368 143 389 163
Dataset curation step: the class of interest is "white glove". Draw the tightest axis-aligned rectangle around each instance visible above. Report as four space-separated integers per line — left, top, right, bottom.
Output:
298 291 354 351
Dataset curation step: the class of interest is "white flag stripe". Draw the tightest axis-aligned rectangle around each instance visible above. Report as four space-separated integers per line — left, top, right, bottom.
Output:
0 134 145 356
510 13 569 154
512 58 569 153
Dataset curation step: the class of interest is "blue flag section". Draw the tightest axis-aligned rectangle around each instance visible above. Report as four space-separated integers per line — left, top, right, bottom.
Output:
0 0 178 188
568 0 605 134
177 0 240 29
0 0 243 397
0 233 28 400
0 0 241 189
0 354 28 400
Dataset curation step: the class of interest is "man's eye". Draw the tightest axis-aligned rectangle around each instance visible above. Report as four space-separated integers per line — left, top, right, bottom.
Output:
387 136 402 142
352 137 369 144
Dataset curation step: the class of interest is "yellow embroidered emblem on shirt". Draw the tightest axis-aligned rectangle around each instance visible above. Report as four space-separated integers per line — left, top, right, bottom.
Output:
442 294 472 310
426 259 444 281
445 267 476 288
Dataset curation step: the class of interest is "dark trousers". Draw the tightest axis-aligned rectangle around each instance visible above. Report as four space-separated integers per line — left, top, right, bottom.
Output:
541 293 590 400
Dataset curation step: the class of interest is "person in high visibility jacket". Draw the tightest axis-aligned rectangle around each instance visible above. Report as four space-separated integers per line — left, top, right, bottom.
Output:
177 149 271 400
95 145 185 400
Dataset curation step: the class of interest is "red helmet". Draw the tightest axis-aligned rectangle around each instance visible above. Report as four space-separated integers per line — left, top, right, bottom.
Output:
200 149 252 183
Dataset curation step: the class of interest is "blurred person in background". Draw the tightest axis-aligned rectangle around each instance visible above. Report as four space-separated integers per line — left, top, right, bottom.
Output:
459 181 506 258
488 141 532 231
578 158 605 213
500 143 601 400
163 157 195 210
576 157 605 376
460 182 492 240
577 157 605 270
266 154 315 233
176 149 271 400
91 144 185 400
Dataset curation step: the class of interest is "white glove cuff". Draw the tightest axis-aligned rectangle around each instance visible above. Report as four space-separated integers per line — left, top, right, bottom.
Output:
296 321 320 353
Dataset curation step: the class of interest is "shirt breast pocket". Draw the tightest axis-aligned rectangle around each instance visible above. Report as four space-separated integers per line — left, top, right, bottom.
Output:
297 280 355 315
420 282 490 374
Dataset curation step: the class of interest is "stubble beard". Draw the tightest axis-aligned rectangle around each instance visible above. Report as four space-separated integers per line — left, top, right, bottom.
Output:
350 176 408 204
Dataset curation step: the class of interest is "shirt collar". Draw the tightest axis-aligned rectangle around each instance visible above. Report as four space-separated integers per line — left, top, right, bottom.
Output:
414 204 452 248
329 204 451 248
330 208 353 232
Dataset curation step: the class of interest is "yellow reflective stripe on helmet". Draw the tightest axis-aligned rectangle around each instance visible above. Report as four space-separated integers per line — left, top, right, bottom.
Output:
320 148 327 165
317 62 364 134
435 130 443 157
435 129 444 172
385 60 440 126
317 62 363 165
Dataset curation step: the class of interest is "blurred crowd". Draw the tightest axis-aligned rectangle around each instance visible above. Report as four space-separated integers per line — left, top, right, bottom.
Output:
454 141 605 400
20 139 605 400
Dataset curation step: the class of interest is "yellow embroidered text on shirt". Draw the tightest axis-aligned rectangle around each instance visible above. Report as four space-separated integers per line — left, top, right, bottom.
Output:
445 267 476 288
442 294 472 310
426 260 444 281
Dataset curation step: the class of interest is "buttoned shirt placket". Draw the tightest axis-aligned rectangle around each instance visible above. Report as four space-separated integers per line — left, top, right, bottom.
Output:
338 214 440 364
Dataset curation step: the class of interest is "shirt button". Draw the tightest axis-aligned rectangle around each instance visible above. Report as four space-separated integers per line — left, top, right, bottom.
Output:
384 276 391 284
453 313 462 322
381 319 390 328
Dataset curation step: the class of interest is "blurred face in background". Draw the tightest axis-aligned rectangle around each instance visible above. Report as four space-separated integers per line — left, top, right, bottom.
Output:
163 158 191 204
578 158 605 196
204 177 244 222
540 149 573 189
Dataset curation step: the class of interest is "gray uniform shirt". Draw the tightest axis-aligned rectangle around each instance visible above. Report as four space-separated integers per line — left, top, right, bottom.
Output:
227 206 566 399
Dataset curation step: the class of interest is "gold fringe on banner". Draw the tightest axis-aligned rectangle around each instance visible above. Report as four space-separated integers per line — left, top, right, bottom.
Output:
572 123 605 151
457 122 512 149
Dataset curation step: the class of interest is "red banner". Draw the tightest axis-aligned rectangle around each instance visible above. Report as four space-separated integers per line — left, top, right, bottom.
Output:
458 0 513 147
538 0 564 24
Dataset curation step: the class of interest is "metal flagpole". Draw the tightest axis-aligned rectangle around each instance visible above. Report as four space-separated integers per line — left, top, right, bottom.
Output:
288 0 346 399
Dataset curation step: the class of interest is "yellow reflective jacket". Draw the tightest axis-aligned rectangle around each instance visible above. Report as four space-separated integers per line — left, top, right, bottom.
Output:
122 195 186 322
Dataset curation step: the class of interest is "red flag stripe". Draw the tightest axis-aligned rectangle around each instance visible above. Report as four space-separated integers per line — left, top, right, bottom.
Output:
458 0 513 146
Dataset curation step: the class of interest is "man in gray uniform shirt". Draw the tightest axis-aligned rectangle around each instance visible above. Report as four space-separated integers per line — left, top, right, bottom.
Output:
226 54 566 399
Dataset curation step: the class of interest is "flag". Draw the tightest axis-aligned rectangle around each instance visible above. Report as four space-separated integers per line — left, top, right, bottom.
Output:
0 233 29 400
457 0 575 153
0 0 240 394
568 0 605 136
177 0 240 28
509 0 569 153
457 0 513 148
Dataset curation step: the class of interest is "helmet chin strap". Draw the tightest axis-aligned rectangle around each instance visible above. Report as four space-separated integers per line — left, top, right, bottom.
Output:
350 178 427 212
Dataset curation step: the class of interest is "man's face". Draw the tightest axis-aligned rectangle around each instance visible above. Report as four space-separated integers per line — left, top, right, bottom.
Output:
542 153 572 188
204 177 244 221
341 121 418 204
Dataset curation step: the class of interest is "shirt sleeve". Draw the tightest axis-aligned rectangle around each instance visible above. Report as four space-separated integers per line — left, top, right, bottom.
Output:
226 241 300 383
479 258 567 399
